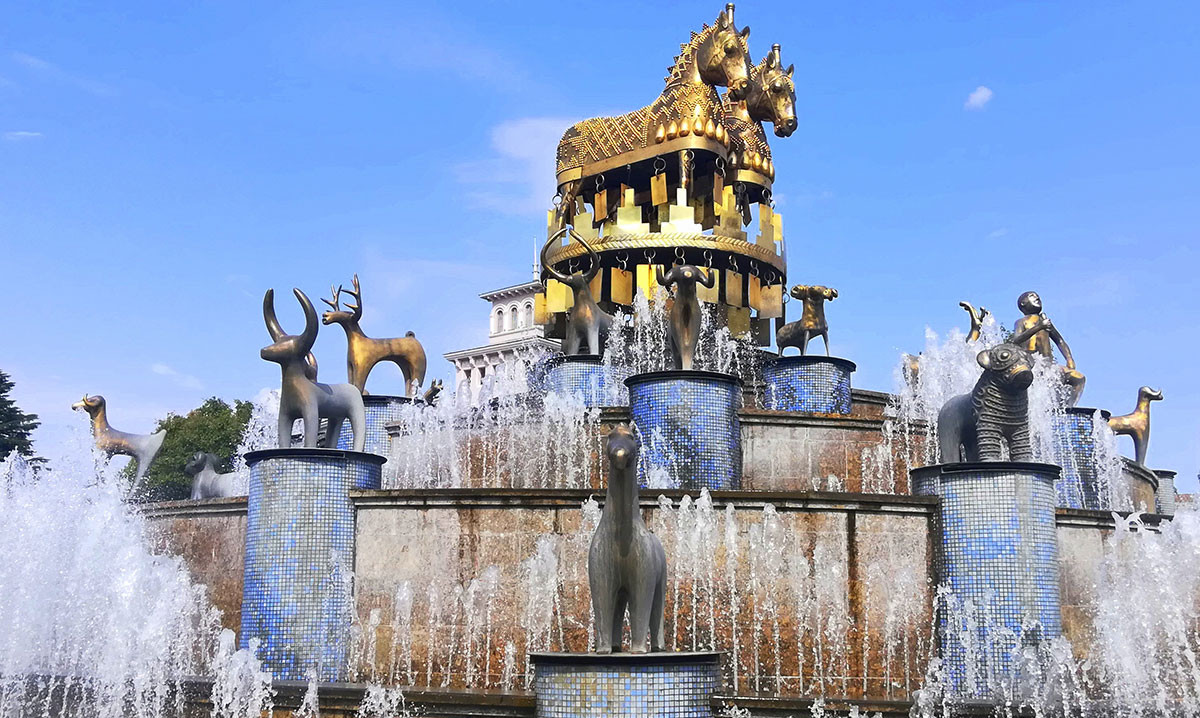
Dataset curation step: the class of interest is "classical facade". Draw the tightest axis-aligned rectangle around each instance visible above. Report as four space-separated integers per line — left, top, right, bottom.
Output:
443 280 560 404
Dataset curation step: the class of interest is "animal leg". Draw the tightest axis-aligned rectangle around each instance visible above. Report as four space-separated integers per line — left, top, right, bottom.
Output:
799 330 810 356
1008 425 1032 463
564 328 580 356
278 411 296 449
976 425 1004 462
324 416 344 449
588 324 601 356
628 589 652 654
348 401 365 453
398 360 415 398
301 404 319 448
591 584 614 654
611 593 628 652
650 563 666 652
820 331 831 356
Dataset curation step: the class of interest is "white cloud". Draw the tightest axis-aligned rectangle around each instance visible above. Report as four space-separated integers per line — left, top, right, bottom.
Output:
151 363 204 391
987 228 1008 239
10 51 114 96
454 116 580 215
3 131 42 141
964 85 994 111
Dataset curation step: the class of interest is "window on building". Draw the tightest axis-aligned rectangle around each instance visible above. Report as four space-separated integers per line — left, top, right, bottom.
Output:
510 303 521 329
523 302 534 327
494 308 504 334
506 304 517 330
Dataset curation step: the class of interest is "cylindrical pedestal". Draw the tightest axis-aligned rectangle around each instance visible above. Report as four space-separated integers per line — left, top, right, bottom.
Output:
912 462 1061 700
626 370 742 490
545 354 626 407
1155 469 1177 517
762 355 855 414
336 394 415 456
1049 407 1111 509
239 448 385 681
531 652 721 717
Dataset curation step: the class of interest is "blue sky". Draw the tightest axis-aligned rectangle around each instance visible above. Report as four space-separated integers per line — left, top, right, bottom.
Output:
2 1 1198 487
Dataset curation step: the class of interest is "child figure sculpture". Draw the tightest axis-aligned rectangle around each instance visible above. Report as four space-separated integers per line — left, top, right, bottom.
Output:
588 425 667 654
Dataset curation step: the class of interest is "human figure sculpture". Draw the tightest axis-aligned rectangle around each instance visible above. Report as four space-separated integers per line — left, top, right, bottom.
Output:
588 424 667 654
657 264 716 370
322 275 427 397
72 394 166 496
938 319 1049 462
262 288 366 452
541 228 613 355
185 452 241 499
777 284 837 356
1013 291 1085 407
960 301 989 343
1108 386 1164 466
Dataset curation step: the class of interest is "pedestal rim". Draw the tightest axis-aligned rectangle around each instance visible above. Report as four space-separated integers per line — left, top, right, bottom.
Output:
244 447 387 466
529 650 723 666
1061 405 1112 420
624 369 744 388
911 461 1062 480
767 354 857 373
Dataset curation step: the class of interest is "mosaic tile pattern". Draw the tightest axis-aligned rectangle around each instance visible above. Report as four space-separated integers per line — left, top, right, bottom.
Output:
913 463 1061 699
627 372 742 490
1049 408 1108 509
335 395 413 458
762 356 854 414
532 655 720 717
1155 470 1177 517
546 356 627 407
240 450 384 681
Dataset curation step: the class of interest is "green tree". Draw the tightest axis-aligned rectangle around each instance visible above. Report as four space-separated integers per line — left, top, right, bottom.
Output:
131 397 252 502
0 370 40 462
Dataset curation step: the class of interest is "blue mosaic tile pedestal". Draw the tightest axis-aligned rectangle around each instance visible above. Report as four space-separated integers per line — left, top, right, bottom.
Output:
335 394 414 455
545 354 626 407
1155 469 1177 517
625 371 742 490
762 356 855 414
1049 407 1111 509
531 652 721 718
239 448 386 681
912 462 1061 700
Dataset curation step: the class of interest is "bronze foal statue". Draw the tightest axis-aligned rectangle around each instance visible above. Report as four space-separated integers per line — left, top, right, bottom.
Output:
72 394 166 496
322 275 427 397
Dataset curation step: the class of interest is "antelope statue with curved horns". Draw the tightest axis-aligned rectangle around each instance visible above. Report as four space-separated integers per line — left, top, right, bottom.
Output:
262 288 366 451
541 228 613 355
321 275 427 397
960 301 990 343
71 394 165 496
657 264 716 370
1108 386 1164 466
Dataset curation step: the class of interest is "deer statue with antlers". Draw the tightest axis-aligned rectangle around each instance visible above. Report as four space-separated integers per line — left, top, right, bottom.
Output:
72 394 166 497
322 275 427 397
262 288 366 451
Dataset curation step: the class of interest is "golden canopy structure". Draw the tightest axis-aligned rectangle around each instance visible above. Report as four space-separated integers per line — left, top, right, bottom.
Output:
537 4 798 346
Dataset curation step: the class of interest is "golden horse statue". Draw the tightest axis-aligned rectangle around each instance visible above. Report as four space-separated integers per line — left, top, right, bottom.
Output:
1108 386 1164 466
553 4 753 228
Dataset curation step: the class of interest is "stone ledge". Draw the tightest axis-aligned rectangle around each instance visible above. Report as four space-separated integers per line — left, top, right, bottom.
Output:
1055 507 1167 530
139 496 247 518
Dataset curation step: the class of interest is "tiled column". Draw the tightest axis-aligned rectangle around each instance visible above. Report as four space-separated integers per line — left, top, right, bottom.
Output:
531 652 721 717
762 356 855 414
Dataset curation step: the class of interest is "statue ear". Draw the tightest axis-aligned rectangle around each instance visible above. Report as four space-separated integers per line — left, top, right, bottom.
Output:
741 25 751 40
765 52 779 69
718 10 731 28
977 350 991 369
786 64 795 78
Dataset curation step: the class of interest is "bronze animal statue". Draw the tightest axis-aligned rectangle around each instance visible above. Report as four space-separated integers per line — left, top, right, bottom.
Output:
322 275 427 397
184 451 241 499
1108 386 1164 466
657 264 716 370
262 288 366 451
72 394 166 496
777 284 837 356
588 424 667 654
541 227 613 355
960 301 989 343
937 320 1049 462
1014 291 1085 407
422 379 444 406
553 5 752 229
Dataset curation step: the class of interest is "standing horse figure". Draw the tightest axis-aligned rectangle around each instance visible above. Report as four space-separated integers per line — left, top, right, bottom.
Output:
72 394 166 497
657 264 716 370
553 5 752 229
541 227 613 355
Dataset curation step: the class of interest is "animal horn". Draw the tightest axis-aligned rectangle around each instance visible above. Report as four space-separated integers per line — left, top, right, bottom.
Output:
263 289 285 341
540 229 571 284
293 288 319 352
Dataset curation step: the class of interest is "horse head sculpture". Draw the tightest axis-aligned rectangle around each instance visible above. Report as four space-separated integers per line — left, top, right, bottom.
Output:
744 44 797 137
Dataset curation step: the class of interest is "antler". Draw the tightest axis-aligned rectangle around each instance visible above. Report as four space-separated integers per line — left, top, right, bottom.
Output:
321 284 341 311
540 228 572 284
263 289 285 341
338 274 363 320
293 288 319 353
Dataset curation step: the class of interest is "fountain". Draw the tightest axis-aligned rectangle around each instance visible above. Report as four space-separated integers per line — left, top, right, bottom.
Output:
5 4 1198 718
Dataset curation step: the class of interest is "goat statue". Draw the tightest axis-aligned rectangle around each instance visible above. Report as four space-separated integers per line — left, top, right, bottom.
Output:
589 424 667 654
541 227 613 355
777 284 837 356
184 451 241 499
937 319 1049 463
1108 386 1164 466
657 264 716 370
72 394 166 497
262 288 366 452
322 275 427 397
